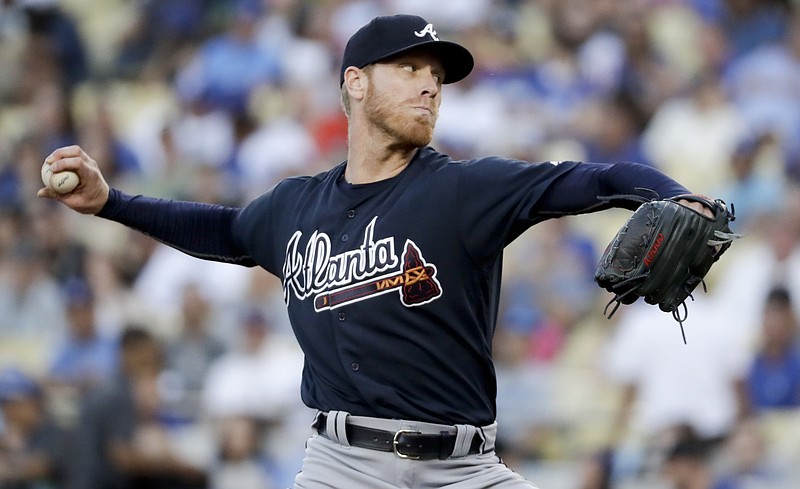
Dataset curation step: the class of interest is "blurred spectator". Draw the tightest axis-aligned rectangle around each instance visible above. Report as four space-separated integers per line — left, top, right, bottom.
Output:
46 277 118 393
712 187 800 347
0 0 28 102
165 101 236 173
162 285 226 421
0 367 70 489
576 447 614 489
132 243 254 337
712 133 786 234
233 86 320 198
165 1 292 178
493 323 558 465
614 4 685 121
0 239 67 340
209 416 273 489
434 74 521 159
491 219 598 466
173 0 282 116
21 0 89 91
693 19 733 75
0 135 50 212
202 307 309 488
29 201 88 285
712 419 787 489
257 1 335 93
67 326 207 489
603 298 750 477
114 0 208 80
548 0 618 96
327 0 386 53
658 427 721 489
641 70 746 193
500 218 599 351
0 152 24 213
201 307 303 421
4 0 89 101
0 207 24 262
746 287 800 412
530 28 598 139
108 77 183 185
723 11 800 163
386 0 488 30
719 0 791 60
75 88 142 184
582 91 651 165
27 82 78 155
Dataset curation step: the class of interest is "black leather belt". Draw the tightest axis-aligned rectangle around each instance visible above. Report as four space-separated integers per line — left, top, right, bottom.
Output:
315 414 484 460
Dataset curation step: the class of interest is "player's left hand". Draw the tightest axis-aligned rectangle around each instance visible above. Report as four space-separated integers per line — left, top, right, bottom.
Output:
595 194 739 342
676 197 715 219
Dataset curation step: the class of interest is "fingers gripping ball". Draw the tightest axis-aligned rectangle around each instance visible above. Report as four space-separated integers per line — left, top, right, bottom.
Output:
41 161 80 194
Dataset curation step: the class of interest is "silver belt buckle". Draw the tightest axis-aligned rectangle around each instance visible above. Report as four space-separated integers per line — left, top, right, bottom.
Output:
392 429 422 459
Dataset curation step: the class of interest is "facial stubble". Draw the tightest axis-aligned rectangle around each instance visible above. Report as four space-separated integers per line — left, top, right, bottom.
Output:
364 76 438 150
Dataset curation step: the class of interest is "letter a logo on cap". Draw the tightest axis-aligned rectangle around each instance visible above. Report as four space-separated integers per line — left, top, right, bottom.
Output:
414 23 439 41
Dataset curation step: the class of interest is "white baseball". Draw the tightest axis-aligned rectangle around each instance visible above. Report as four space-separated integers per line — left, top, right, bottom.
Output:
41 161 80 194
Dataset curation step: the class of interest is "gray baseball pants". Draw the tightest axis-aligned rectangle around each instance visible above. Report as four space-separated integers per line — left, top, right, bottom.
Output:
293 411 540 489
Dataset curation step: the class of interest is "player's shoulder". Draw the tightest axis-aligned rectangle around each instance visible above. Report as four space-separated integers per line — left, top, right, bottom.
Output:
422 147 580 180
413 146 454 169
270 162 345 193
421 146 576 169
417 146 518 170
239 163 344 216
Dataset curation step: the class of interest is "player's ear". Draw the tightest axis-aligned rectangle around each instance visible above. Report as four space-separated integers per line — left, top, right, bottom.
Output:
343 66 367 101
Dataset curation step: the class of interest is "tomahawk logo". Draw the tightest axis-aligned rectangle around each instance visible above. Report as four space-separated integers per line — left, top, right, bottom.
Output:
314 240 442 311
281 217 443 312
414 23 439 41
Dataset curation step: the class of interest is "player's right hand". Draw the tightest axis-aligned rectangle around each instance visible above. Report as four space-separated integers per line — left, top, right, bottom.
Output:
37 145 110 215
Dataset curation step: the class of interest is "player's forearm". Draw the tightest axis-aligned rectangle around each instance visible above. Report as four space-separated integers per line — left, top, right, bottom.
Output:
599 161 690 209
97 188 255 266
538 161 691 214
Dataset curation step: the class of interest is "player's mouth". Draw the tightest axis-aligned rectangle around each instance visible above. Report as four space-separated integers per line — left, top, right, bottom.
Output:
410 105 438 121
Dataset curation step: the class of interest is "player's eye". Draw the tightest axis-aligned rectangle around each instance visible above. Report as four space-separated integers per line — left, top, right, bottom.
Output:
402 64 415 73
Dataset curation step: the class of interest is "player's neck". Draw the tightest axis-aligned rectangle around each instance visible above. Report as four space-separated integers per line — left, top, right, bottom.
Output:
344 138 418 184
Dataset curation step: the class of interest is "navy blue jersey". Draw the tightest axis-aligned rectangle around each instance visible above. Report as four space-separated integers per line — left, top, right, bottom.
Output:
99 146 688 425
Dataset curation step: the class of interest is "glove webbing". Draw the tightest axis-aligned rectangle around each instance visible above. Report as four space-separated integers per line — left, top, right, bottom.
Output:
602 272 695 344
602 227 737 345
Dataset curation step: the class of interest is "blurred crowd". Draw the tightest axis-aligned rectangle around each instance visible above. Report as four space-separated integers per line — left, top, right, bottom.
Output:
2 0 800 488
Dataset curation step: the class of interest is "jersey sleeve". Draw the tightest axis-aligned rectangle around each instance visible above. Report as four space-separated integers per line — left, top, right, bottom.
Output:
229 184 283 276
456 158 689 257
96 188 256 266
533 160 690 214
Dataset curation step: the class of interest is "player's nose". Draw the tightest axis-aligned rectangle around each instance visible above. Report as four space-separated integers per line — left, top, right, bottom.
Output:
418 67 441 97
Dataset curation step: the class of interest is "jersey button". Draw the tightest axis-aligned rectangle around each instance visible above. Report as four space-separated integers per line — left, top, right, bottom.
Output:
351 362 360 371
347 209 356 219
341 234 349 242
338 312 346 321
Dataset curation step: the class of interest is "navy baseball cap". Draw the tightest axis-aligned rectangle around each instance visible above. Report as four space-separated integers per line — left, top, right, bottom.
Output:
340 14 474 86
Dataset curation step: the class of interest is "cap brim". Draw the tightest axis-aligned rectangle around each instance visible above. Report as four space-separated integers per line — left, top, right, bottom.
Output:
368 40 474 84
